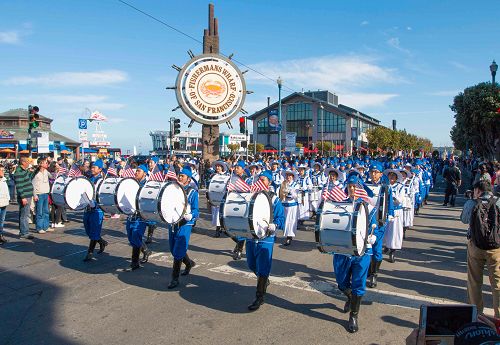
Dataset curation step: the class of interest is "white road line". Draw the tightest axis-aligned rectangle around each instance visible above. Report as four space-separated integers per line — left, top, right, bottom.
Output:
98 287 132 300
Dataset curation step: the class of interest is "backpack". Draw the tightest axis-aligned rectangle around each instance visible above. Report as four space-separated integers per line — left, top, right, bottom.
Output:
470 196 500 250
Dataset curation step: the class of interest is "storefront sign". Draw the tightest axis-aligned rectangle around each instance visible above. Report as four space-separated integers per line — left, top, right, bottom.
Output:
0 130 14 139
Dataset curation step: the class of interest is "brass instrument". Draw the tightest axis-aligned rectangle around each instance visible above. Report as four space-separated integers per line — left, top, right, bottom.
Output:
279 181 290 201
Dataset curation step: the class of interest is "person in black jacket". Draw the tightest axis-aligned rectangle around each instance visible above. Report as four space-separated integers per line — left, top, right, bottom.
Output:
443 161 461 207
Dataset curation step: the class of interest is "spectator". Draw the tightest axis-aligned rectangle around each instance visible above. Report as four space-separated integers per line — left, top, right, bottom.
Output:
443 160 461 207
0 164 9 244
13 157 34 239
493 162 500 195
7 162 16 203
474 163 492 186
48 162 64 228
32 157 51 234
462 181 500 317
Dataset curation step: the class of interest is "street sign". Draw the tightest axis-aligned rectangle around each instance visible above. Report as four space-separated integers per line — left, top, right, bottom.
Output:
78 119 88 130
78 130 88 141
82 141 90 148
37 132 50 153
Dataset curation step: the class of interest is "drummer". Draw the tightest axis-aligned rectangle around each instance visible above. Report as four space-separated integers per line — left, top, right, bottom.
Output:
210 160 229 238
296 164 313 225
279 169 299 246
125 164 151 270
309 162 326 216
145 157 160 244
383 168 405 263
366 162 390 288
334 174 377 333
245 170 285 311
229 160 248 260
83 159 107 262
167 166 199 289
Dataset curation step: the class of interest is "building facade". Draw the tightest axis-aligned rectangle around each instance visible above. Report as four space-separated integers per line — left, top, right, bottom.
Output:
248 90 380 154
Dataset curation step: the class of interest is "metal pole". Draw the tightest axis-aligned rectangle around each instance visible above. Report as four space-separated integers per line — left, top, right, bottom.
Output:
277 77 282 158
320 104 324 156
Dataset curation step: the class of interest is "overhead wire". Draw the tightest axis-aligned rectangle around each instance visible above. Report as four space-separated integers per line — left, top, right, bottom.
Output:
117 0 297 95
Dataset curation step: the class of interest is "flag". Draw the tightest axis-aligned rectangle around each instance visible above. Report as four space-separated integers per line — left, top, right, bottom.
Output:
250 178 268 192
57 162 68 176
149 164 164 182
107 161 118 177
322 185 348 202
68 163 82 177
121 163 135 178
227 174 251 192
165 165 178 181
353 186 370 203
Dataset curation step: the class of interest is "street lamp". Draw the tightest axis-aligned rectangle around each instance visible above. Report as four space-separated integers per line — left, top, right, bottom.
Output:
319 103 324 156
277 76 283 158
490 60 498 85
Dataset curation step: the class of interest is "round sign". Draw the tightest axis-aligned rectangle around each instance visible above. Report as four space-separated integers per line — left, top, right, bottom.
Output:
175 54 246 125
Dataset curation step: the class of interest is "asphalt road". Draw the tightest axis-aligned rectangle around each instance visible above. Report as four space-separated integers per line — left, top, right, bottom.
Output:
0 178 485 345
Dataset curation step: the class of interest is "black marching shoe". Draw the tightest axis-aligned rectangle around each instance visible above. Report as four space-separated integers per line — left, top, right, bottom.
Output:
283 236 293 246
348 295 362 333
388 249 396 263
130 246 141 270
214 226 221 238
342 288 352 313
83 240 97 262
0 234 8 244
181 254 196 276
140 243 152 263
232 242 244 260
403 227 408 240
367 259 376 288
97 238 108 254
145 225 156 244
168 259 182 289
248 276 268 311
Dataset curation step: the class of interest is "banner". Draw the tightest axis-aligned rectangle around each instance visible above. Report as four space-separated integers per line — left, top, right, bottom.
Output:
285 132 297 149
268 109 279 133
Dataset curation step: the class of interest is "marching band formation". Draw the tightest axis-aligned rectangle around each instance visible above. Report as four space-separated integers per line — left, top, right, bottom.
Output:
50 154 435 334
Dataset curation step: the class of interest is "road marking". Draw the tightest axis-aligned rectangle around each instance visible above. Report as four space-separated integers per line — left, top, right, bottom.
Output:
98 287 132 300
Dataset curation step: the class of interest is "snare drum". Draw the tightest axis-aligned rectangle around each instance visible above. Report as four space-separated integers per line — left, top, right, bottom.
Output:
365 184 390 226
315 200 369 256
207 174 230 206
220 191 273 240
51 175 94 210
137 180 187 224
98 177 140 215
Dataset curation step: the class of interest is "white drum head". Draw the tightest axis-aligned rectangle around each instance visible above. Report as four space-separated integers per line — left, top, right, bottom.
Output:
160 182 187 224
117 178 140 215
250 192 272 239
66 177 94 210
354 203 368 255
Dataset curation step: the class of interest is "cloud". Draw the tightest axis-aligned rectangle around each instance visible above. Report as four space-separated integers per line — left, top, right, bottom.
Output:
247 55 401 92
449 61 469 72
407 26 412 31
0 31 20 44
341 93 398 108
360 21 369 26
2 70 128 87
387 37 411 55
427 90 460 97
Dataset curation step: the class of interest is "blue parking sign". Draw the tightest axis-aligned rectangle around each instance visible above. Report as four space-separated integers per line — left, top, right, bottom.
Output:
78 119 87 129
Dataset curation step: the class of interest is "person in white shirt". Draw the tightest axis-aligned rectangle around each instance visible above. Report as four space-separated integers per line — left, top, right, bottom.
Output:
32 157 51 234
0 165 10 244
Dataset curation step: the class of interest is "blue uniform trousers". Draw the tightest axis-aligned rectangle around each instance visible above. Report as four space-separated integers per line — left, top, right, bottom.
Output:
245 237 275 277
126 217 147 248
83 208 104 240
334 253 371 296
372 224 386 262
168 223 192 260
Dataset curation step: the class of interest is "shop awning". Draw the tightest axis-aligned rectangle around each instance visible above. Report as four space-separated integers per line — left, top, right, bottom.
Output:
79 148 97 153
0 143 15 148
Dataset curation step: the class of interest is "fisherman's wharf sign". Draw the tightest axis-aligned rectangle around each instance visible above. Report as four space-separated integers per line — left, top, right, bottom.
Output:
175 54 246 125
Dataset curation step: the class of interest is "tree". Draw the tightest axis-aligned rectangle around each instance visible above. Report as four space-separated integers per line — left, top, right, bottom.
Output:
295 143 303 149
316 141 332 153
366 127 432 153
450 82 500 159
227 143 240 153
247 143 264 153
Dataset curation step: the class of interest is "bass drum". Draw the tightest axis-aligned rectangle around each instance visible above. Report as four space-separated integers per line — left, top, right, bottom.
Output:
366 184 390 226
137 180 187 224
51 175 94 211
98 177 140 215
220 191 273 240
207 174 230 206
315 200 368 256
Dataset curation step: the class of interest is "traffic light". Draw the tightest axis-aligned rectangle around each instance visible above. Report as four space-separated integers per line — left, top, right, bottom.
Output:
173 118 181 135
239 116 245 134
28 105 40 131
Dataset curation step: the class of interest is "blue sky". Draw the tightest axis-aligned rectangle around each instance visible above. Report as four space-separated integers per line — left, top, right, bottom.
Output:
1 0 498 152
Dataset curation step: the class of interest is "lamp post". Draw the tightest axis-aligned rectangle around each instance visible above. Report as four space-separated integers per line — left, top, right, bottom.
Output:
277 76 283 158
491 60 498 85
319 103 324 156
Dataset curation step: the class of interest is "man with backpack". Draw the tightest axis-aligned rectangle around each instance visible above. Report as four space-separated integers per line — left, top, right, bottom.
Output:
443 160 462 207
463 180 500 317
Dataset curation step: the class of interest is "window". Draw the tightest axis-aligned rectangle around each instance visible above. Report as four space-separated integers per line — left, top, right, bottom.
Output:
257 117 269 134
285 103 312 143
318 109 346 133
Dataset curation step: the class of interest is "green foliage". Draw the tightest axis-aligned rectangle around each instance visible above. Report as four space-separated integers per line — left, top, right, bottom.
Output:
247 143 264 153
227 143 240 153
450 82 500 159
366 127 433 152
315 141 333 153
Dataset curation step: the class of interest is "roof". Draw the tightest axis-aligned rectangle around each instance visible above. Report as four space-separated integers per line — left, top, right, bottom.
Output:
0 108 52 122
247 92 380 125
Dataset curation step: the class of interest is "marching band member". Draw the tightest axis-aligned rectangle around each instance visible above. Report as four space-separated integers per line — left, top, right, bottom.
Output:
145 157 160 244
334 174 376 333
323 167 343 188
383 169 405 263
231 160 248 260
366 162 391 288
125 164 151 270
210 161 229 238
270 161 283 191
246 170 285 311
83 160 107 262
400 169 415 239
187 159 200 190
279 169 299 246
167 166 199 289
245 163 261 186
309 162 326 216
296 164 313 225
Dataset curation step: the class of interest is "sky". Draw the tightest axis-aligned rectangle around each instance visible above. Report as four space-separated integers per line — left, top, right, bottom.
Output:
0 0 498 153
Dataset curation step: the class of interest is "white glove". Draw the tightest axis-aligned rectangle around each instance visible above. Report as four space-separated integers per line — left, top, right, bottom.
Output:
367 234 377 245
267 223 276 233
88 200 96 209
184 213 193 221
